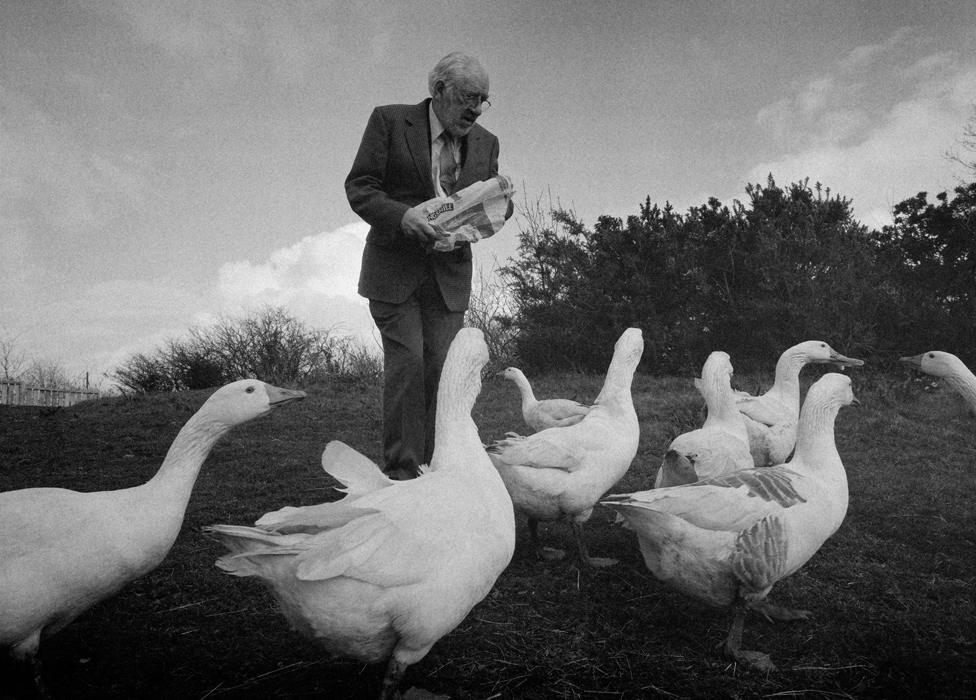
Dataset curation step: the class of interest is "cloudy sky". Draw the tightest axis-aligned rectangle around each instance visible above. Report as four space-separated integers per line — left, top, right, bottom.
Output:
2 1 975 387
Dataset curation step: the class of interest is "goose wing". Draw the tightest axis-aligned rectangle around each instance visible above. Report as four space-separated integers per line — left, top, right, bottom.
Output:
320 440 394 497
485 428 588 472
607 466 806 532
736 395 789 427
256 473 487 587
528 399 590 429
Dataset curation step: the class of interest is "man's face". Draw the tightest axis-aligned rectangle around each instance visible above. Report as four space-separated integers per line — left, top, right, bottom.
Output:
432 71 490 138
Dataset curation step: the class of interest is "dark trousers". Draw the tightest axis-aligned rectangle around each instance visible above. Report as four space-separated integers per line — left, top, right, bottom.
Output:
368 273 465 475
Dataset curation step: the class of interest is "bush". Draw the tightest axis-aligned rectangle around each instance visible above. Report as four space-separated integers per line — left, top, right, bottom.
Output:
501 176 972 375
111 306 381 393
465 261 519 373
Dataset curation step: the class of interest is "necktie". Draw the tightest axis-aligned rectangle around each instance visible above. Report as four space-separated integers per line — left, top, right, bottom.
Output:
438 133 457 195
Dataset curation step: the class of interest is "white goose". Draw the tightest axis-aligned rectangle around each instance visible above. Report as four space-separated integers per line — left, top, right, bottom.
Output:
656 351 752 488
901 351 976 415
486 327 643 567
735 340 863 466
603 373 855 672
499 366 591 432
205 328 514 700
0 380 305 693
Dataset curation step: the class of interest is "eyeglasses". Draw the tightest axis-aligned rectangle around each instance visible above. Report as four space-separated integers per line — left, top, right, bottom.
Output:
454 88 491 111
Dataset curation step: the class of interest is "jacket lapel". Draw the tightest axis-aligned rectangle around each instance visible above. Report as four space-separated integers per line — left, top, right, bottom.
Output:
404 100 434 197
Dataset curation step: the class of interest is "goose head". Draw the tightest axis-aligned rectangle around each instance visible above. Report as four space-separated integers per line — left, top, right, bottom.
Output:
200 379 307 428
794 373 857 446
805 372 857 410
593 327 643 405
497 367 525 382
700 351 733 391
900 351 968 379
612 327 644 368
793 341 864 369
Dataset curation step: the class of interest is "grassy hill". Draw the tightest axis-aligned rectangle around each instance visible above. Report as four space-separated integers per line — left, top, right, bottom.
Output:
1 369 974 699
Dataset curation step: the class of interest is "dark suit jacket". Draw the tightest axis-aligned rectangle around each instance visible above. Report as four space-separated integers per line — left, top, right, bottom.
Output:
345 99 500 312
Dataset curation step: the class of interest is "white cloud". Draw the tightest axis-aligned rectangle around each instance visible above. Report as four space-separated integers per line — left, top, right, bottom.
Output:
748 33 976 229
796 77 834 116
213 219 521 349
216 222 375 341
749 94 968 228
2 223 380 384
836 28 910 72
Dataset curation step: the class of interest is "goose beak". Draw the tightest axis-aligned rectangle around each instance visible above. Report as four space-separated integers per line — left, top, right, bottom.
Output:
827 351 865 370
899 354 923 368
266 386 307 406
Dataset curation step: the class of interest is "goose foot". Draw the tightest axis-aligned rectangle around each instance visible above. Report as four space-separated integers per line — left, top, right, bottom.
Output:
379 657 409 700
725 645 777 673
401 687 450 699
581 555 619 568
749 600 812 622
571 521 617 567
722 602 776 673
32 656 52 700
528 518 565 561
537 546 566 561
10 650 50 700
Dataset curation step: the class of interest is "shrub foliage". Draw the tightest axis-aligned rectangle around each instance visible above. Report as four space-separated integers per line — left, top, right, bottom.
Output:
111 307 380 392
502 176 976 374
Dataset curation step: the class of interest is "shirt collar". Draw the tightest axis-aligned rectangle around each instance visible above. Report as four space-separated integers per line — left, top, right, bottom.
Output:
429 102 449 144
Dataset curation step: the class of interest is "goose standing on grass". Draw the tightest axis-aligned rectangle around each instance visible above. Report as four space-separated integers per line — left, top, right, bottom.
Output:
656 351 752 488
735 340 863 466
486 327 643 567
0 380 306 695
499 366 592 432
603 373 856 672
901 351 976 415
205 329 515 700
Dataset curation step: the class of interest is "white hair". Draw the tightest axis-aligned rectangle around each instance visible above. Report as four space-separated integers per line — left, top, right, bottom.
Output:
428 52 487 95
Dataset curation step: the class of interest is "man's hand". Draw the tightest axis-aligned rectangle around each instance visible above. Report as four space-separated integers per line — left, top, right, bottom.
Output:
401 206 448 246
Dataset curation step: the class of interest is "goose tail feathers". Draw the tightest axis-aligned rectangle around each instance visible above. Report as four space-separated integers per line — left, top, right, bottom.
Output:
203 524 307 577
603 499 732 571
255 501 377 533
321 440 394 496
603 499 690 540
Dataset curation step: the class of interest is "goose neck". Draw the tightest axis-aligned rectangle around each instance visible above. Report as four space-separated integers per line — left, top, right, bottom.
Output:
513 372 536 402
145 414 230 510
793 403 840 470
436 370 480 428
594 366 635 406
430 419 483 472
706 381 740 422
946 368 976 410
773 353 804 396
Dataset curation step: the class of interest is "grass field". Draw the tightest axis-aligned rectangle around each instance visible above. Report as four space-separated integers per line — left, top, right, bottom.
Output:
2 367 974 699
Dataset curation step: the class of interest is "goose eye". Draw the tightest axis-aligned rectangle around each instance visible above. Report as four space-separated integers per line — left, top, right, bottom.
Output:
246 386 255 393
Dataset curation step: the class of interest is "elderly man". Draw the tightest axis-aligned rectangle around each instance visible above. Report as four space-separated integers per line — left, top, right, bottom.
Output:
345 52 500 480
